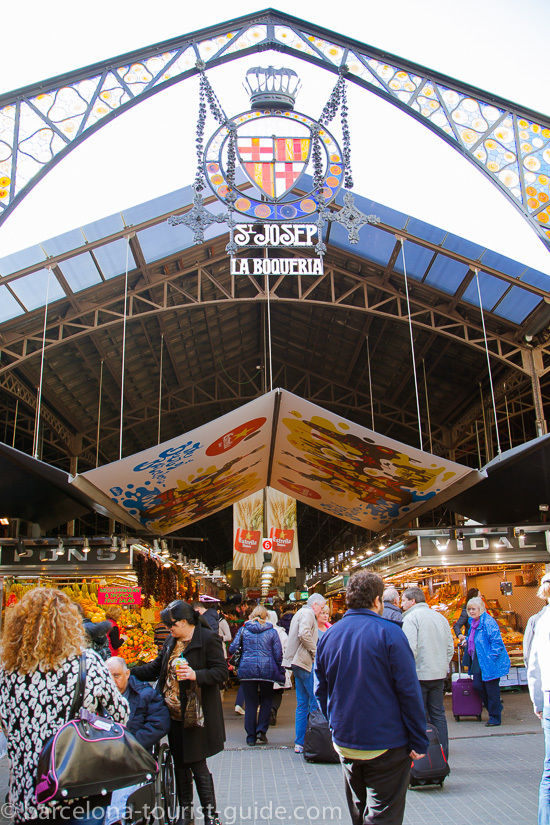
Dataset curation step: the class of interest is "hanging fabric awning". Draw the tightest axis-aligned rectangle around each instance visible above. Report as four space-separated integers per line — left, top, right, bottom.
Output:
72 389 483 535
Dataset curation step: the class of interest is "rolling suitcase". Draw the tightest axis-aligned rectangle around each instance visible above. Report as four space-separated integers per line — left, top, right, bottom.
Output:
452 645 482 722
303 708 340 764
409 723 450 788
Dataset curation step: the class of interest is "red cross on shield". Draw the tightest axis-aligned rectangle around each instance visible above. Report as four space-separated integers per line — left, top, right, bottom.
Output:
237 136 311 200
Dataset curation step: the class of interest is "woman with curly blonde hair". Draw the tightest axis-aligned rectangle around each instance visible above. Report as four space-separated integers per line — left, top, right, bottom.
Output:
0 587 129 825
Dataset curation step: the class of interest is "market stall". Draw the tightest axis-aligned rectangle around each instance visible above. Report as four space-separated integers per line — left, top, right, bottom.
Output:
0 537 202 665
359 525 550 677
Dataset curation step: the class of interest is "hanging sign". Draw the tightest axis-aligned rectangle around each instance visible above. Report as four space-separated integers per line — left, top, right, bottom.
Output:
98 586 142 606
230 223 323 275
416 530 550 564
0 538 134 574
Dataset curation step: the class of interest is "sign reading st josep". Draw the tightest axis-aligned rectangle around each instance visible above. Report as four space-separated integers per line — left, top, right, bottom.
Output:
230 223 323 276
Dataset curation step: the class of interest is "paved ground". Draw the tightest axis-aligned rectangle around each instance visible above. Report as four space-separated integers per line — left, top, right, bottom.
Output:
0 686 544 824
215 686 543 825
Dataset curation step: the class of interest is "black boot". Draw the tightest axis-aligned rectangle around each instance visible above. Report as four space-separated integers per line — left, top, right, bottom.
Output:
174 768 194 825
194 768 221 825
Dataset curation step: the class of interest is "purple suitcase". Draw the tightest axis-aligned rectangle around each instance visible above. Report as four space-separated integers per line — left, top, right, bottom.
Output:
452 646 482 721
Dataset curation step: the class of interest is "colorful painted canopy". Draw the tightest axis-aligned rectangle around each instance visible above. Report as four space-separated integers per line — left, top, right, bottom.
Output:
73 389 483 534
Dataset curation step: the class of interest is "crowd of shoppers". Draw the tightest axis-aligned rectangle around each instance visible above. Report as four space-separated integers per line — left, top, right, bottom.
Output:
1 573 549 825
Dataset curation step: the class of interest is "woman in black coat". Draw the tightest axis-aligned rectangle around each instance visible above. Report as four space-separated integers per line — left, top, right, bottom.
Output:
132 600 228 825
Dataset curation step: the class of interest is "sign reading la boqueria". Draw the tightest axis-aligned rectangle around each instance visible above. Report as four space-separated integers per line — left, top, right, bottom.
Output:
98 586 142 606
230 223 323 275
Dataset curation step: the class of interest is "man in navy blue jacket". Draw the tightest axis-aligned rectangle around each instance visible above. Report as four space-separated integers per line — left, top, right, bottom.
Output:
107 656 171 750
314 572 428 825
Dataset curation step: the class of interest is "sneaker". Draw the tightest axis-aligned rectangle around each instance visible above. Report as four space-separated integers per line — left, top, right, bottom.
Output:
256 731 268 744
246 737 256 746
294 744 304 753
269 709 277 727
235 705 245 715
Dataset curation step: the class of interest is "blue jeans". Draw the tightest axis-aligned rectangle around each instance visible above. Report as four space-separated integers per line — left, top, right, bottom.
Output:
292 665 317 746
539 705 550 825
235 683 245 708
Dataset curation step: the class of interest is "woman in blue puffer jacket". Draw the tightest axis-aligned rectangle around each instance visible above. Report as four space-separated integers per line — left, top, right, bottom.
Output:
229 605 284 746
464 596 510 727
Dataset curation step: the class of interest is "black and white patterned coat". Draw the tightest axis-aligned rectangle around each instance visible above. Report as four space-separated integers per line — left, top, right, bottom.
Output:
0 648 129 822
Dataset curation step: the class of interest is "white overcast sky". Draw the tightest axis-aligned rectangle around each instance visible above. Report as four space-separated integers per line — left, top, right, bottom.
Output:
2 0 550 274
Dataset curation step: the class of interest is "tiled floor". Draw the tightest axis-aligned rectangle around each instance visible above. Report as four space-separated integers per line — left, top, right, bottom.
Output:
0 687 543 824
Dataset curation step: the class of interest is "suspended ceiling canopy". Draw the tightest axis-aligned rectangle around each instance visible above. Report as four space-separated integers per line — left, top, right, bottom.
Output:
72 388 482 535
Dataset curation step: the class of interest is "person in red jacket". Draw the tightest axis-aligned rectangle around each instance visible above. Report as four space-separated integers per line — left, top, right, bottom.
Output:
104 605 127 655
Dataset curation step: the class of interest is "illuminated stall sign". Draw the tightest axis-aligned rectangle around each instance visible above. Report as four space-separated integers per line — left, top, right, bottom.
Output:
417 530 550 562
230 223 323 276
0 539 134 574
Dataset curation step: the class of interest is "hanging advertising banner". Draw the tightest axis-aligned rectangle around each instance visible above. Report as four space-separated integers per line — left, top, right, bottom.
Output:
266 487 299 579
74 395 275 535
233 490 264 573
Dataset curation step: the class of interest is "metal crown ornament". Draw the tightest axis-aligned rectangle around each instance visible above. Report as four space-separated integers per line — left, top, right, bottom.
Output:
243 66 301 111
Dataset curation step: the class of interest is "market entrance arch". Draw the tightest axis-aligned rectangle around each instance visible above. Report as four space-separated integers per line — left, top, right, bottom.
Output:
1 10 550 251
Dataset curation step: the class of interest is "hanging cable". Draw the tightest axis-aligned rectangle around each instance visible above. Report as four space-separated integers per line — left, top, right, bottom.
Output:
265 250 273 392
96 360 104 468
479 382 489 462
119 236 131 460
422 359 433 454
475 270 501 455
33 267 52 459
366 335 375 431
399 238 423 450
158 334 164 445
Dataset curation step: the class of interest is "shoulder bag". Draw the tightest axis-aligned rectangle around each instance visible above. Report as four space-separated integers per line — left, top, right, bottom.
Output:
228 629 245 674
35 653 158 804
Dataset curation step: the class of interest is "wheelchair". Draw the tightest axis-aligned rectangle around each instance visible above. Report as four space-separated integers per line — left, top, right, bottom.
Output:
124 740 177 825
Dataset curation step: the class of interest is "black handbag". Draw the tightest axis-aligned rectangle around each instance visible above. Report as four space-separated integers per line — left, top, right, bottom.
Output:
35 653 158 804
229 631 244 673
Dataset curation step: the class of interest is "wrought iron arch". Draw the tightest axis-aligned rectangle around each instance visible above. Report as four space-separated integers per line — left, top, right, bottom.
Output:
1 9 550 251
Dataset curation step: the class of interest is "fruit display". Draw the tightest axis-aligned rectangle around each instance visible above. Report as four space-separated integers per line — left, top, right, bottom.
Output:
119 612 158 666
426 585 524 656
61 581 107 622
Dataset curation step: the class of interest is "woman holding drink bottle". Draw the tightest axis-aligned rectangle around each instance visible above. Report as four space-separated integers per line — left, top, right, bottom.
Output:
131 600 227 825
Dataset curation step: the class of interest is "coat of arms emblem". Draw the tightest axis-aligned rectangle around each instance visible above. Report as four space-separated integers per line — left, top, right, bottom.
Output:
204 67 344 221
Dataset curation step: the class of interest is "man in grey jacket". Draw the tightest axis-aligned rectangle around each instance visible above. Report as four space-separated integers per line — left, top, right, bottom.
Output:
283 593 326 753
382 587 403 626
402 587 454 758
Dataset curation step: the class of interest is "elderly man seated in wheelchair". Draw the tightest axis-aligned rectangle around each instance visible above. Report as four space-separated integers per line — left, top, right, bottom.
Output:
106 657 173 825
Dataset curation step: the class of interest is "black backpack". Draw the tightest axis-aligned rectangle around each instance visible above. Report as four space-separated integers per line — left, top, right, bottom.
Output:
90 635 111 661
